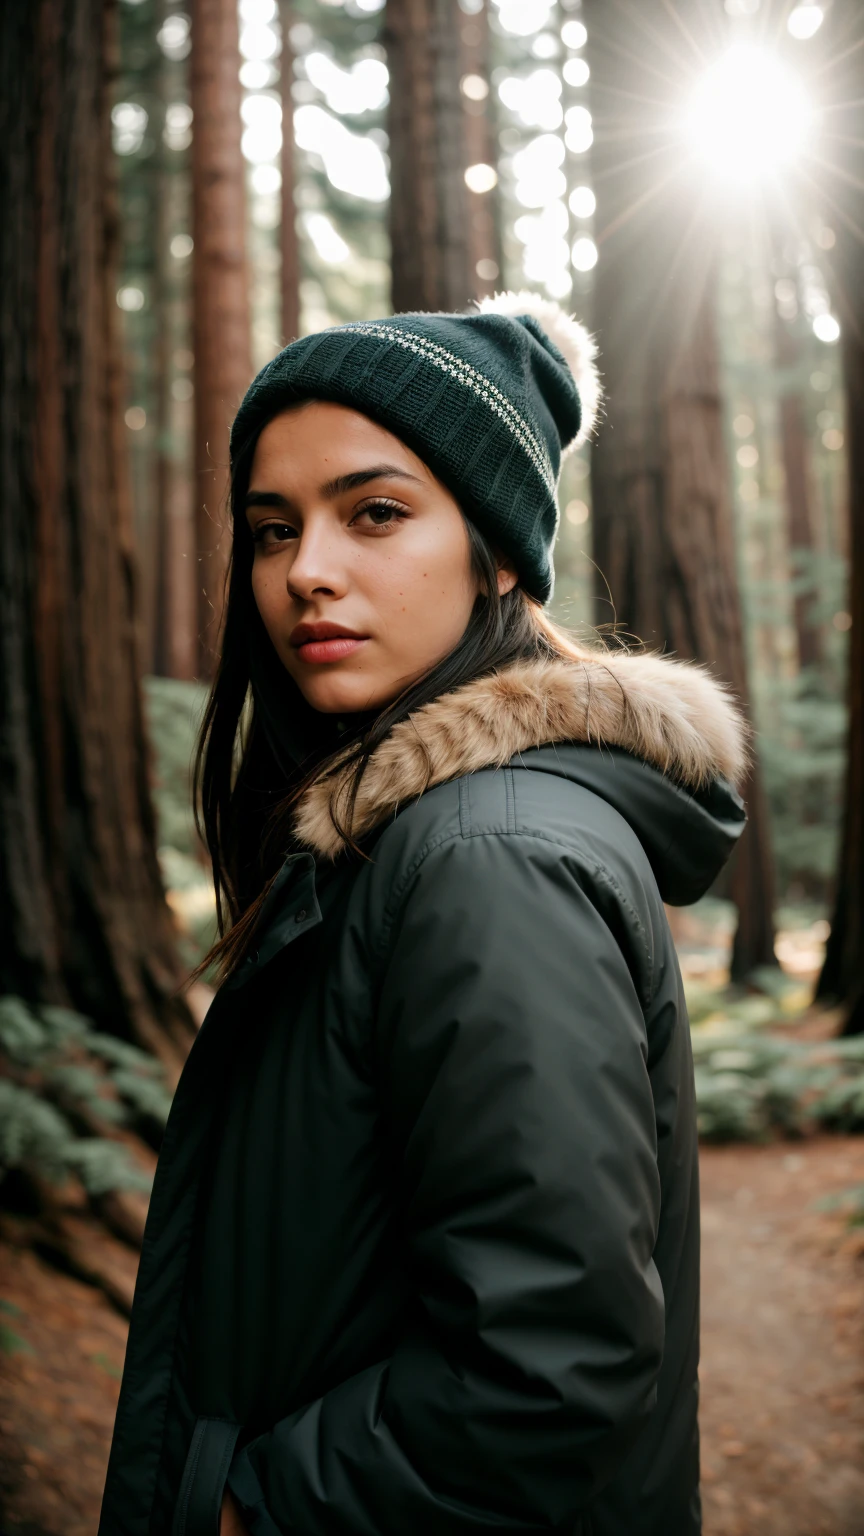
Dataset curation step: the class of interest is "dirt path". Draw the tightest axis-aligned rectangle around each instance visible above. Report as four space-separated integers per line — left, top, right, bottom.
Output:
1 1136 863 1535
0 1238 124 1536
699 1138 864 1535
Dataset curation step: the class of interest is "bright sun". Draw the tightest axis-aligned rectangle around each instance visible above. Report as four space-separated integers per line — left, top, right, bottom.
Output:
684 45 815 182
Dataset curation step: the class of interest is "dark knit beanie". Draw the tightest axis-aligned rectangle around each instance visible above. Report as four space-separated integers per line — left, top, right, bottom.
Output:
230 291 601 605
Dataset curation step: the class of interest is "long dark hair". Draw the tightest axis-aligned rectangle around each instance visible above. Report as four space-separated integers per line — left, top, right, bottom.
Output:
192 409 584 983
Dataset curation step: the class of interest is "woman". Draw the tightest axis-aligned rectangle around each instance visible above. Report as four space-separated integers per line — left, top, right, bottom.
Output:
100 295 747 1536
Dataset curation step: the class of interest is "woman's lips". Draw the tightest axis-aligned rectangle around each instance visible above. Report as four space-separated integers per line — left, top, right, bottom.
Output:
295 636 368 664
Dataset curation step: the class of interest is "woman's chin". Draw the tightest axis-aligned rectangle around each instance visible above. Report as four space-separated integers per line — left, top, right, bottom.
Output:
293 668 395 717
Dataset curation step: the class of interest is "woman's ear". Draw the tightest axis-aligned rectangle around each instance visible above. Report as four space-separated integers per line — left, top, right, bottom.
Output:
496 556 519 597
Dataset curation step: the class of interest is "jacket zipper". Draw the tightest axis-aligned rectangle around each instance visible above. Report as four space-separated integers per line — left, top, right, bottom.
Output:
172 1418 241 1536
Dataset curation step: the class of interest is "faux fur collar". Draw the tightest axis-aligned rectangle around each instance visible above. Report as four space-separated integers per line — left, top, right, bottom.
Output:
292 649 749 860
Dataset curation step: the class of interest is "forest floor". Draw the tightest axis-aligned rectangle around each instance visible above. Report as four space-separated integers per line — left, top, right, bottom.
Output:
1 1132 862 1536
698 1136 864 1535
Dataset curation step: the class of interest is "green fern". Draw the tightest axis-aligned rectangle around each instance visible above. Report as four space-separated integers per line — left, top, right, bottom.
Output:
691 1003 864 1142
0 1080 153 1195
0 995 168 1196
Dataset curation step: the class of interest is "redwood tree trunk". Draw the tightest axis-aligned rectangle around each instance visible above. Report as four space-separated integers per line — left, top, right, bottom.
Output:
779 390 821 672
190 0 252 676
585 0 777 981
459 0 502 301
153 0 197 681
818 294 864 1027
385 0 475 312
816 0 864 1032
772 272 821 673
279 0 301 344
153 149 198 684
0 0 195 1074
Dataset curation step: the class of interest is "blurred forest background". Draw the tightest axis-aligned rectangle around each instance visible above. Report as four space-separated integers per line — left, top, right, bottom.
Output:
1 0 864 1532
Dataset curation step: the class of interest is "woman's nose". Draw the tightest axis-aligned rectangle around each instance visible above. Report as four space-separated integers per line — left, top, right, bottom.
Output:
286 520 348 599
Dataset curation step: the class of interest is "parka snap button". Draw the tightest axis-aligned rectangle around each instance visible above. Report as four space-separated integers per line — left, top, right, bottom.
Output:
295 908 307 923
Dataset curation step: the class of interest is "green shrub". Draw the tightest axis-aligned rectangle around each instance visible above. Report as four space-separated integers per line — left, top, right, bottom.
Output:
689 989 864 1142
0 995 170 1195
143 676 208 859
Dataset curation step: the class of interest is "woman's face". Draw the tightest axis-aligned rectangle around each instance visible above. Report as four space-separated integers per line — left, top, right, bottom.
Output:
245 401 518 715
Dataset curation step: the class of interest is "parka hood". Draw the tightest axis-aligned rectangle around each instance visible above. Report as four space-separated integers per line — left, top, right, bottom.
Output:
509 743 746 905
292 649 749 903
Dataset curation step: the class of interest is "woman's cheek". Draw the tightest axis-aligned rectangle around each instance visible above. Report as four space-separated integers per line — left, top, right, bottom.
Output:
251 564 285 620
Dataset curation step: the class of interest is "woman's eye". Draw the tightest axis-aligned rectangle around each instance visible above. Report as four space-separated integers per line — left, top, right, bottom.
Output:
351 500 407 531
252 522 296 547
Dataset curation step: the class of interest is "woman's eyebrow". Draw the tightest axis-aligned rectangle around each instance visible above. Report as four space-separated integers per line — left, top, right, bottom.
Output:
319 465 424 497
244 466 423 513
245 490 291 511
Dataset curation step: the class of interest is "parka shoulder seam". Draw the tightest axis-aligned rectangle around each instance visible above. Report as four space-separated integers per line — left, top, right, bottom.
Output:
377 824 654 1000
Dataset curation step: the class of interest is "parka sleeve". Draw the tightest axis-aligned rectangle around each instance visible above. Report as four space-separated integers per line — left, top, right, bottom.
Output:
227 829 666 1535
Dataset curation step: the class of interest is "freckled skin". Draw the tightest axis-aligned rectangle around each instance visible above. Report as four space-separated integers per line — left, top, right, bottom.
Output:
245 401 518 715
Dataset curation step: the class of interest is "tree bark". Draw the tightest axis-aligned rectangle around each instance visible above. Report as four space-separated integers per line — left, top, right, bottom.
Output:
152 0 197 681
190 0 253 676
153 160 199 684
0 0 195 1076
279 0 301 344
819 298 864 1027
771 271 821 674
459 0 503 301
779 392 821 672
384 0 475 312
816 0 864 1032
585 0 777 981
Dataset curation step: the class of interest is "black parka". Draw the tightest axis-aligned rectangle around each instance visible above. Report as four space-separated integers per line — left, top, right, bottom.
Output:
99 652 747 1536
